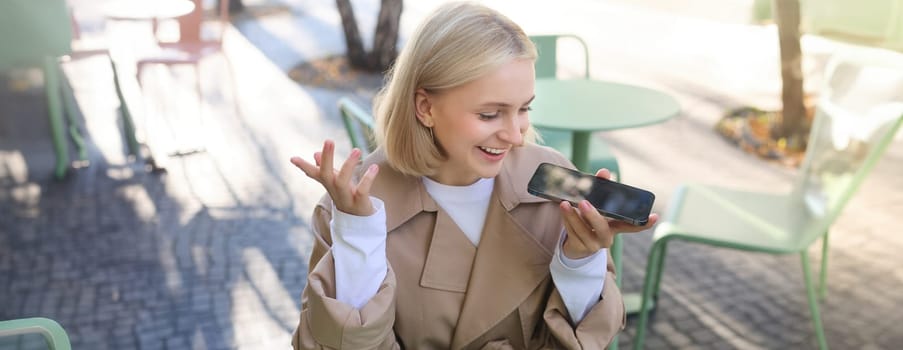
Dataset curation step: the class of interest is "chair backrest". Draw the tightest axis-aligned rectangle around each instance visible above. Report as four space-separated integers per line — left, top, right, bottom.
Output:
0 0 72 70
529 34 590 79
793 47 903 241
338 97 377 154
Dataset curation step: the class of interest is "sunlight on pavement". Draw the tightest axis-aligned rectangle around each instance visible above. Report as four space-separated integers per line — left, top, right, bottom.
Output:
1 150 29 185
231 247 299 349
118 183 157 222
157 235 184 296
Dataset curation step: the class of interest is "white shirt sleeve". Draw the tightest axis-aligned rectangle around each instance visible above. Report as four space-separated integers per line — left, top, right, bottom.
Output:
330 197 388 309
549 231 608 324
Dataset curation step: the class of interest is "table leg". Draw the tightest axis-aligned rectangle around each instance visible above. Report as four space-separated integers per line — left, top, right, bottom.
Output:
571 131 591 172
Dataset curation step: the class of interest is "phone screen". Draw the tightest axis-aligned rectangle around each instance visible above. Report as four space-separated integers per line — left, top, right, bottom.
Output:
527 162 655 225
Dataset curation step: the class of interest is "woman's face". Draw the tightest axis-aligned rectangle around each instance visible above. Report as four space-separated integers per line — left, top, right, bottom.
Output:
418 59 535 186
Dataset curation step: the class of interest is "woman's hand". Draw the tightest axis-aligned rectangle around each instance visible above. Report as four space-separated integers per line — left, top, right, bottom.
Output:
290 140 379 216
559 168 658 259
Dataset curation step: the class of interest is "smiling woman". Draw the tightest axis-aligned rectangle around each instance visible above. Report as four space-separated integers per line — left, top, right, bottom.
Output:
288 2 656 349
411 59 535 185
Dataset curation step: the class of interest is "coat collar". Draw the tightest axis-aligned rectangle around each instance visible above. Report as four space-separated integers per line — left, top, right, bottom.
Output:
363 144 551 231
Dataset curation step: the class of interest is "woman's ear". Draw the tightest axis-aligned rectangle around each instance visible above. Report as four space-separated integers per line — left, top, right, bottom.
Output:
414 88 434 127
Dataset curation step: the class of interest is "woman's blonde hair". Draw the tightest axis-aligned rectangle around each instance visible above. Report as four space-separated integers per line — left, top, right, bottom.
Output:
373 2 537 177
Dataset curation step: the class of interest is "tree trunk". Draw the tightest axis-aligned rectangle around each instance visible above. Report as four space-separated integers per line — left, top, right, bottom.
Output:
335 0 368 68
368 0 403 72
773 0 808 149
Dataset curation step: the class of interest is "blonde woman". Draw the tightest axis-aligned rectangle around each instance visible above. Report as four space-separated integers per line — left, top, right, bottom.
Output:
290 2 656 349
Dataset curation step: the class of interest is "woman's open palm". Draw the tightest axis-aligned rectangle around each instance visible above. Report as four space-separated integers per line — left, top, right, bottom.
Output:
290 140 379 216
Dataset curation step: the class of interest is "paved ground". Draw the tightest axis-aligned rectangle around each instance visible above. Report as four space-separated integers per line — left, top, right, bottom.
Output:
2 0 903 349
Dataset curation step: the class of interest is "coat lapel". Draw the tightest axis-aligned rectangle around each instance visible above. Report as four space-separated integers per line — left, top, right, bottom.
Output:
450 169 554 349
362 150 437 232
365 151 477 292
420 209 477 292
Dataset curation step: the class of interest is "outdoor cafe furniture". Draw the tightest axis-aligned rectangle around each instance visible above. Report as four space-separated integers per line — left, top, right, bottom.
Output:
339 97 378 155
103 0 196 23
0 317 72 350
632 47 903 350
531 78 680 177
105 0 234 161
101 0 198 69
530 34 621 180
133 0 234 110
530 77 680 305
0 0 81 179
101 0 197 61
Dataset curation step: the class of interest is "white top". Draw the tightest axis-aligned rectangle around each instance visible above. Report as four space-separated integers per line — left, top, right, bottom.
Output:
329 177 607 323
421 176 494 245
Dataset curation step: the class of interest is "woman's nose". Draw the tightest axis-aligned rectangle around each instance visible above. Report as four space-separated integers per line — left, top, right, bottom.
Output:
499 117 525 145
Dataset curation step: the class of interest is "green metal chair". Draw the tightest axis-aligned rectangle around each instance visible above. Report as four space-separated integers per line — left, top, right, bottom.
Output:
803 0 903 52
338 97 377 154
0 318 72 350
751 0 903 51
529 35 620 180
530 34 591 80
633 47 903 350
0 0 81 179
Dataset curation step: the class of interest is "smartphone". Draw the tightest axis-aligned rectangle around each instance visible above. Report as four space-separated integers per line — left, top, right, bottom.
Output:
527 162 655 226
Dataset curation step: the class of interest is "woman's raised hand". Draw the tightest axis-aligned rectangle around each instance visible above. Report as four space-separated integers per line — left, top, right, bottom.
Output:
559 168 658 259
290 140 380 216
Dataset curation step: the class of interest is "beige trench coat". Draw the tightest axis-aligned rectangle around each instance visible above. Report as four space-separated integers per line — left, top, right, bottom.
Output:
292 144 625 349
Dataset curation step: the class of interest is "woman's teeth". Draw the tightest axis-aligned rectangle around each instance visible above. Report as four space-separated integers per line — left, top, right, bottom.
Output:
479 146 505 155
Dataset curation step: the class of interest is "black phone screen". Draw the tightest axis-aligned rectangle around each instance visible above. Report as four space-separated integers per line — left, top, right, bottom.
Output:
527 162 655 225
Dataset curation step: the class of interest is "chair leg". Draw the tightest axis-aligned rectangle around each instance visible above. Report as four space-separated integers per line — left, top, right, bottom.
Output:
612 235 623 286
110 58 140 157
59 65 88 162
801 251 829 350
44 56 70 179
650 241 669 301
634 239 667 350
609 236 624 350
818 230 830 300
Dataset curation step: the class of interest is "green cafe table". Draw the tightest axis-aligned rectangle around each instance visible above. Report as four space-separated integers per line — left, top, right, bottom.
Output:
530 78 681 316
103 0 196 21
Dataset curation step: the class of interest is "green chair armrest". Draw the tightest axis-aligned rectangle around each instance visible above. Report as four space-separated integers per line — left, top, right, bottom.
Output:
0 317 72 350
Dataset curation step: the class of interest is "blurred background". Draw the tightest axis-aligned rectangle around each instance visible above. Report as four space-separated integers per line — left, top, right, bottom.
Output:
1 0 902 349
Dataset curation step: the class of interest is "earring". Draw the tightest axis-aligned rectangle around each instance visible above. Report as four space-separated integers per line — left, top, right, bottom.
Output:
428 127 435 143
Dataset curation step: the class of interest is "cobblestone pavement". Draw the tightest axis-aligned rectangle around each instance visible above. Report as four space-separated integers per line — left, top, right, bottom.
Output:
2 0 903 349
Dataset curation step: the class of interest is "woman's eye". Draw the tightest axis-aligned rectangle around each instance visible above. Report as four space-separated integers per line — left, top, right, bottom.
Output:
520 106 533 113
478 112 499 120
